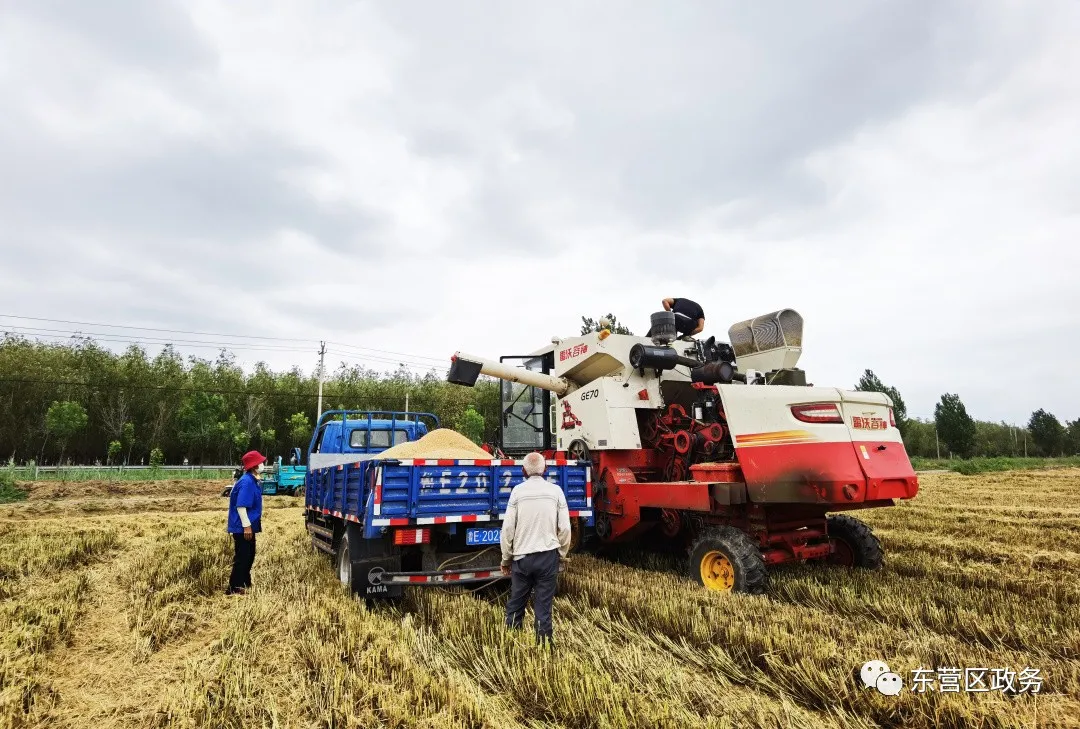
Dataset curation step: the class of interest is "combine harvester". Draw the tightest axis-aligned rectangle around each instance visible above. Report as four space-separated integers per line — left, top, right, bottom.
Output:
447 309 919 593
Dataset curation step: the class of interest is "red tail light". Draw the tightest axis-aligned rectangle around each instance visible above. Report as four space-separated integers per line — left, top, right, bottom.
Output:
393 528 430 545
791 404 843 424
888 408 896 428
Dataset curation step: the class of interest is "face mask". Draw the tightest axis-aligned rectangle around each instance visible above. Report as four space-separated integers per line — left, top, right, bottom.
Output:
255 463 264 474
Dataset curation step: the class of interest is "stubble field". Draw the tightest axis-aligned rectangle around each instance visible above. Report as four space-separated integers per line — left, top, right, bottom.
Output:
1 470 1078 728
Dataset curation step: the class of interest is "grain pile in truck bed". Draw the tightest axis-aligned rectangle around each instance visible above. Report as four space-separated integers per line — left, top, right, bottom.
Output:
378 428 490 460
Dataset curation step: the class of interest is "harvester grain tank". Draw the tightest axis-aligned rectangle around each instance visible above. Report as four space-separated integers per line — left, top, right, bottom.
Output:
447 308 919 593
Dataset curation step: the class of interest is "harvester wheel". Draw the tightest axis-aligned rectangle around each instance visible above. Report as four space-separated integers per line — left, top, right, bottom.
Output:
689 526 767 595
826 514 883 569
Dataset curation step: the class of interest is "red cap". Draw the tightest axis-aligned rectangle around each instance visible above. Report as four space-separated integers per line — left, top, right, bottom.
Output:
241 451 266 471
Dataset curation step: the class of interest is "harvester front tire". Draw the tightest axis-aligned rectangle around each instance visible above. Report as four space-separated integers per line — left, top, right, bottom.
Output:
826 514 883 569
689 526 767 595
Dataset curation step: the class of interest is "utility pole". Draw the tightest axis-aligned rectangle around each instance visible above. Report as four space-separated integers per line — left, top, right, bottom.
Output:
1024 429 1028 458
317 341 326 419
935 427 940 459
405 392 409 416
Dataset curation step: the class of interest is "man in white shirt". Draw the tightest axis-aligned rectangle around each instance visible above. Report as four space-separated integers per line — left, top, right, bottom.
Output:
500 452 572 646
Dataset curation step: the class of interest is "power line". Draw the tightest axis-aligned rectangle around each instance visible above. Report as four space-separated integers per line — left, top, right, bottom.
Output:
1 326 315 353
0 313 452 365
0 313 319 344
328 340 448 365
325 349 448 372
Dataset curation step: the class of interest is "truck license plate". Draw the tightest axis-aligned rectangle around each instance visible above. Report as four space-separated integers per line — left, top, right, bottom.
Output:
465 527 501 546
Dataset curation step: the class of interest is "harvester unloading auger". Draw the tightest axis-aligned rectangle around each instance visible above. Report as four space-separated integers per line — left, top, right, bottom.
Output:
448 308 919 593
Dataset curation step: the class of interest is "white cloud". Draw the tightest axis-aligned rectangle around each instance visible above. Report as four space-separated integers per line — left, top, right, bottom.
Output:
1 0 1078 424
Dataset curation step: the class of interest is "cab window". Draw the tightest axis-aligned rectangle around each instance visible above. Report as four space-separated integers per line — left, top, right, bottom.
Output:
349 429 409 448
368 429 409 448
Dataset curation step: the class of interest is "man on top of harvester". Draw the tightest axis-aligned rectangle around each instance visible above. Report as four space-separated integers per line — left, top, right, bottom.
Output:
661 297 705 338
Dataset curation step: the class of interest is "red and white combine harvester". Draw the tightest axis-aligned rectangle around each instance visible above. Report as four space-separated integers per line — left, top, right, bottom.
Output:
448 309 918 593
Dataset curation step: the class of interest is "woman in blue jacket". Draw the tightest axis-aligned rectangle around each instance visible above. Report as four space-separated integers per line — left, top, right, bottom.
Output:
226 450 265 595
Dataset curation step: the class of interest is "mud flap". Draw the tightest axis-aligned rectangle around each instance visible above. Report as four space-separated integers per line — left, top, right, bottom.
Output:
355 556 404 600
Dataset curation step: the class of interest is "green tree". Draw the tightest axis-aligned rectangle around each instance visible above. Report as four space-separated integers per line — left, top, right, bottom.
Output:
901 418 936 458
259 428 276 450
121 421 135 465
973 420 1023 457
854 369 908 437
149 446 165 471
0 336 504 464
1066 419 1080 456
287 412 313 449
461 406 485 445
45 400 89 465
1027 409 1065 457
934 393 977 458
177 392 228 463
218 414 249 462
107 440 122 466
581 313 633 336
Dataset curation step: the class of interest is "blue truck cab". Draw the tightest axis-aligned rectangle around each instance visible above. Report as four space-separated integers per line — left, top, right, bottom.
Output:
304 410 593 599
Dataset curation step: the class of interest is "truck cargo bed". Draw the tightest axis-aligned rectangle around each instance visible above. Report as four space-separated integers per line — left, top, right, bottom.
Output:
305 457 593 529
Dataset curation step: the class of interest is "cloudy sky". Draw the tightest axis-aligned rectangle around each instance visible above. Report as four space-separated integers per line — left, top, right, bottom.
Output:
1 0 1077 424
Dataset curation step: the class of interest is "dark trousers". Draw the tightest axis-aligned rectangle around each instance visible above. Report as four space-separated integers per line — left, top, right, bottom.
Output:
505 549 560 641
228 533 256 593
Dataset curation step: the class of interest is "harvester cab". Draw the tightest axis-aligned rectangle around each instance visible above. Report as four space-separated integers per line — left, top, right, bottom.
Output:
448 308 919 594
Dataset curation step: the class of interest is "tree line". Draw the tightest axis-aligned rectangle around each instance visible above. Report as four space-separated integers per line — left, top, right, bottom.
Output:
3 336 1077 466
855 370 1080 458
0 337 499 466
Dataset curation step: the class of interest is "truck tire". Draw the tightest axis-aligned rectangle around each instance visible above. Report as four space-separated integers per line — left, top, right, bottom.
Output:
337 525 403 601
337 531 357 586
688 526 767 595
826 514 883 569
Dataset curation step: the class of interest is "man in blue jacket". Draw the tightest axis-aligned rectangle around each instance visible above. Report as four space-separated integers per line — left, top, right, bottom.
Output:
226 450 265 595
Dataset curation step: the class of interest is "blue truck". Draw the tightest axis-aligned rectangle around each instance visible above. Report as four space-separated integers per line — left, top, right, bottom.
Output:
303 410 594 599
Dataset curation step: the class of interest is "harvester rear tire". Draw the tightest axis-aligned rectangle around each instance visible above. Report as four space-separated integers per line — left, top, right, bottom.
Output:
689 526 767 595
826 514 883 569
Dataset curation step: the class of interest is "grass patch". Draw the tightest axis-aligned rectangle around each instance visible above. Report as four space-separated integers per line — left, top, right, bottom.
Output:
6 467 235 482
911 455 1080 474
0 473 28 503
